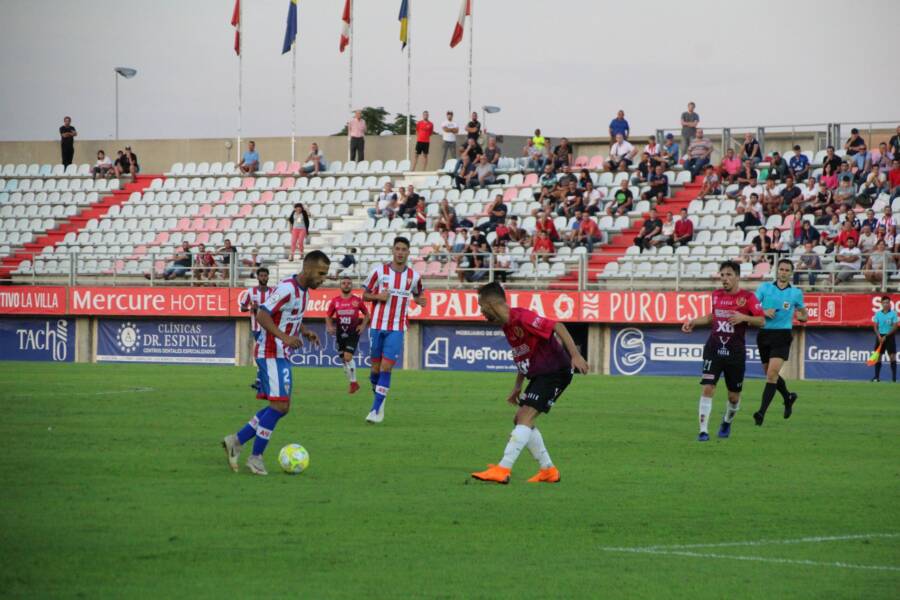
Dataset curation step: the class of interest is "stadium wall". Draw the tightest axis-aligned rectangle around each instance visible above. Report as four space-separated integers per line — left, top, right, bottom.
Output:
0 286 893 381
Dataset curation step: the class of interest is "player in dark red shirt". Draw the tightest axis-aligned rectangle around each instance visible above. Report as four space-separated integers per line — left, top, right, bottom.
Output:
326 276 370 394
682 260 765 442
471 282 588 484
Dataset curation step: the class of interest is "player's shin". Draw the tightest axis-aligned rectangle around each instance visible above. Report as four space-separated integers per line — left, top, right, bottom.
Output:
251 407 284 456
237 408 267 445
526 427 553 469
874 361 882 380
698 396 713 434
891 359 897 382
371 370 391 412
775 375 791 400
724 398 741 423
759 382 778 415
499 424 533 469
346 358 357 383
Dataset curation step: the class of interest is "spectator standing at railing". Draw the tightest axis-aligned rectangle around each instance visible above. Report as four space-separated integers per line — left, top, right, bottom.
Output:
287 204 310 261
789 146 811 182
239 141 260 174
59 116 77 167
793 242 821 287
347 110 367 162
466 111 481 142
680 102 700 152
741 132 761 166
301 142 326 176
605 133 635 172
608 110 630 142
412 110 435 172
440 111 459 165
672 208 693 246
684 129 713 178
844 128 868 173
661 133 679 167
92 150 113 180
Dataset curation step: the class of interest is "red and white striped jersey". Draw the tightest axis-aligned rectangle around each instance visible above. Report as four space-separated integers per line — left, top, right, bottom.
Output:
256 276 309 359
364 263 423 332
239 285 275 332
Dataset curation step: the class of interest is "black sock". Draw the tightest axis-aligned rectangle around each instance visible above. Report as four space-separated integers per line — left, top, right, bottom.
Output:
891 361 897 382
759 382 777 415
775 376 790 401
874 362 882 379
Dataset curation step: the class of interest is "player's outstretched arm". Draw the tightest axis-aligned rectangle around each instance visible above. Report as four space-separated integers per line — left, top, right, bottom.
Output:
257 309 301 349
554 322 589 374
683 313 712 332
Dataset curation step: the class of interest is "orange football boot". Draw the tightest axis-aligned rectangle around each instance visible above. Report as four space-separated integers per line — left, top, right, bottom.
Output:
471 464 511 484
527 466 560 483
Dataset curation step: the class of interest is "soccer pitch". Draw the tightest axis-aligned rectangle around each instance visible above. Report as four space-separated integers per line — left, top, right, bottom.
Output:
1 364 897 599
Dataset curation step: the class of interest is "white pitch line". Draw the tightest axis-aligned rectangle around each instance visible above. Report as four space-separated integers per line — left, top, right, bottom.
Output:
602 532 900 552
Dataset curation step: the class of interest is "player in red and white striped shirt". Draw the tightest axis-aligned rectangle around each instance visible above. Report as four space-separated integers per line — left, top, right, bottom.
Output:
361 236 426 423
223 251 330 476
239 267 274 392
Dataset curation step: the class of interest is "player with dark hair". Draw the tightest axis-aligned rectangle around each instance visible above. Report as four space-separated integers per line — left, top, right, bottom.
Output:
361 236 426 423
326 275 370 394
471 282 588 484
871 295 898 382
753 258 808 425
239 267 273 392
682 260 765 441
222 251 330 475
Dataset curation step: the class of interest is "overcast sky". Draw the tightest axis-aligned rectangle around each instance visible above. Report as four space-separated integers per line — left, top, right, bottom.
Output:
1 0 898 142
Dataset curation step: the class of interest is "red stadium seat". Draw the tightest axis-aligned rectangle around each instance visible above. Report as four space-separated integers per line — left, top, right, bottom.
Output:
258 191 274 204
589 155 605 170
503 187 519 202
242 177 255 189
523 173 538 186
281 177 295 190
289 161 301 174
274 161 288 174
237 204 253 217
197 204 212 216
219 191 234 204
574 156 589 168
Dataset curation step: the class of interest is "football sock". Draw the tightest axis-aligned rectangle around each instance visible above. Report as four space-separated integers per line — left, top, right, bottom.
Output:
775 376 790 401
252 407 284 456
526 427 553 469
724 399 741 423
759 382 778 415
698 396 713 434
499 424 532 469
346 359 357 383
236 408 267 445
369 371 379 391
371 371 391 413
891 361 897 382
874 362 882 379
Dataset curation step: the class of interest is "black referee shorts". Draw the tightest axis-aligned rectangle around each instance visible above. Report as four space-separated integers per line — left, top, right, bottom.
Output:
757 329 793 363
876 333 897 355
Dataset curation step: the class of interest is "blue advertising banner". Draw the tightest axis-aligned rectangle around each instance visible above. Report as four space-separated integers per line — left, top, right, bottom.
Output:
0 317 75 362
284 322 401 369
804 328 884 381
422 324 516 372
610 326 766 378
97 319 235 364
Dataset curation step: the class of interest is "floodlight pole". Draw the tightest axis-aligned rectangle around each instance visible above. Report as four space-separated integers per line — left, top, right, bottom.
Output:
115 72 119 140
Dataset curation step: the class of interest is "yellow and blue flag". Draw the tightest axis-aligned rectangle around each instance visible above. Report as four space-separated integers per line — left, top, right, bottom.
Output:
398 0 409 50
282 0 298 54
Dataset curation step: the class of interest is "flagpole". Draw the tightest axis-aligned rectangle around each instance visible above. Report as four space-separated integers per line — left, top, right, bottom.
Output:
405 0 411 165
291 41 296 163
347 0 353 162
467 0 473 116
237 0 243 164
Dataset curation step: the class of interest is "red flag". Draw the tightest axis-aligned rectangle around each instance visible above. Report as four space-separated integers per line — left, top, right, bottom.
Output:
231 0 240 55
339 0 351 53
450 0 470 48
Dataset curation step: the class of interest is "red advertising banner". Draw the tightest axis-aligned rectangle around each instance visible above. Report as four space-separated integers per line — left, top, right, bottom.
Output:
0 286 891 327
0 286 67 315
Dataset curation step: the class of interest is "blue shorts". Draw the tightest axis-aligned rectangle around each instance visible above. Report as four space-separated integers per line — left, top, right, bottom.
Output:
255 357 293 403
369 329 403 365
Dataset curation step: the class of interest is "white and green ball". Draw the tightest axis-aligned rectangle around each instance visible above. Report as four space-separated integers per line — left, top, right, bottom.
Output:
278 444 310 474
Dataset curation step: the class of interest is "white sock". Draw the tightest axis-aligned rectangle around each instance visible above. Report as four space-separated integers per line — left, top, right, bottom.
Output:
724 399 740 423
699 396 713 434
499 424 532 469
526 427 553 469
345 359 357 383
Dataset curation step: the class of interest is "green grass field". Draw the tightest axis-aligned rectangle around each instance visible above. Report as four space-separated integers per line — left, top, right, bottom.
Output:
1 363 898 599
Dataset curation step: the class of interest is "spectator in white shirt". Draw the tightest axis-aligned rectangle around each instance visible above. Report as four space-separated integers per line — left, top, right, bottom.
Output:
830 236 862 284
605 133 635 172
92 150 113 180
440 111 459 165
368 182 398 220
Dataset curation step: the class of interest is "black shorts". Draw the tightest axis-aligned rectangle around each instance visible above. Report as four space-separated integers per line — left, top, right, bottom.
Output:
415 141 430 155
757 329 793 363
337 331 360 354
519 369 573 414
700 350 746 393
876 333 897 355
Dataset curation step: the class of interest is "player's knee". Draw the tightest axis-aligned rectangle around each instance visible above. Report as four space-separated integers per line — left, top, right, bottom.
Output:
270 401 290 415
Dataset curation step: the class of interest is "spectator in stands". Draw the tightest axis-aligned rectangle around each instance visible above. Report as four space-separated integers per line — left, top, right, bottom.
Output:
530 230 555 264
216 239 238 279
806 182 832 215
870 141 893 172
863 240 893 286
506 216 529 246
478 194 508 233
452 229 469 254
737 195 764 232
741 132 761 166
645 136 662 166
860 208 879 232
634 208 662 252
844 128 868 172
454 154 475 190
672 208 693 246
735 160 760 195
287 203 310 261
59 116 77 167
474 155 497 187
412 110 435 172
741 227 770 262
523 138 545 173
890 125 900 158
821 212 842 251
583 180 605 215
789 145 810 182
661 133 680 167
535 211 560 242
338 248 358 275
608 110 630 141
241 247 262 278
767 152 790 182
800 177 819 208
462 137 483 162
822 145 843 175
643 164 669 204
563 210 584 246
113 150 130 181
684 129 713 178
92 150 113 180
836 219 860 250
821 158 839 190
605 133 635 172
348 109 366 161
413 199 427 232
859 165 886 205
556 165 577 188
797 219 821 246
125 146 139 177
398 184 421 219
194 243 218 282
538 164 557 189
466 111 481 142
609 180 634 216
369 182 398 220
238 141 260 174
833 175 857 208
889 158 900 201
631 152 652 184
830 236 861 285
719 147 742 184
435 199 459 232
793 241 821 287
760 178 780 215
493 242 511 282
301 142 326 176
553 138 574 170
680 102 700 152
534 185 557 216
858 224 878 254
877 207 895 231
576 168 592 189
650 211 675 249
780 176 802 213
484 137 501 170
159 242 192 280
573 212 604 252
697 165 721 200
440 111 460 165
557 181 584 218
532 128 546 151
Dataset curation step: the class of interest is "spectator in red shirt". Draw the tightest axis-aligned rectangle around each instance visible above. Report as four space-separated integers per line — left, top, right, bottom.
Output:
531 230 555 264
412 110 434 171
672 208 694 247
835 219 860 249
889 158 900 202
574 213 604 253
535 212 560 242
194 243 218 282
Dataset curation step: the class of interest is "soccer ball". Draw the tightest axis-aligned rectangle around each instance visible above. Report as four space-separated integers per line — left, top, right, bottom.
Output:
278 444 310 474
